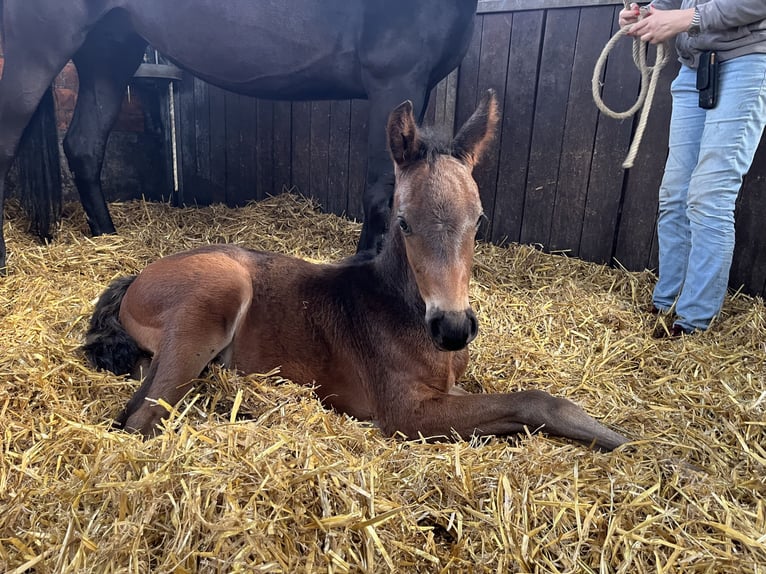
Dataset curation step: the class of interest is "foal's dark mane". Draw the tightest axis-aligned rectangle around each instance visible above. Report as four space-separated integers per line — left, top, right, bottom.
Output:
404 127 456 166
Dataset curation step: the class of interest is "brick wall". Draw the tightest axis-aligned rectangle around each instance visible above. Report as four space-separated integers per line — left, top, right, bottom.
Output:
51 62 146 133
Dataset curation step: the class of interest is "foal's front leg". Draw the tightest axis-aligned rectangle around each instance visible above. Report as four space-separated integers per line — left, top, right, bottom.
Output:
383 388 628 451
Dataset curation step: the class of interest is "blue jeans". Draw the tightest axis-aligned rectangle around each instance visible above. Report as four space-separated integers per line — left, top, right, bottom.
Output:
653 54 766 332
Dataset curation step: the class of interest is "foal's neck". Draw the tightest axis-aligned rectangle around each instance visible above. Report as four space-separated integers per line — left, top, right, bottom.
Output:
372 226 423 310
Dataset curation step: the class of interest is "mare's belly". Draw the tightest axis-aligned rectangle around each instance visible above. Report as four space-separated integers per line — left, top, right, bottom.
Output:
128 0 366 99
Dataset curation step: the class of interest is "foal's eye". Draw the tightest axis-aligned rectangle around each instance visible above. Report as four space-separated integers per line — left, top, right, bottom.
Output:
398 217 412 235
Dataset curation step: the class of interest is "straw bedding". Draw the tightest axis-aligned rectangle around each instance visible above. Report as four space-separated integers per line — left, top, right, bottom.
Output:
1 194 764 573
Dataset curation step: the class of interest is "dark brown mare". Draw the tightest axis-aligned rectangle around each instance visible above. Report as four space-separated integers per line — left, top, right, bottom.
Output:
0 0 478 271
83 92 628 450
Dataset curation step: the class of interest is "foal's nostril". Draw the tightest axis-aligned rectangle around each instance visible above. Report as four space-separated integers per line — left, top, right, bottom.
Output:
467 310 479 342
429 313 444 341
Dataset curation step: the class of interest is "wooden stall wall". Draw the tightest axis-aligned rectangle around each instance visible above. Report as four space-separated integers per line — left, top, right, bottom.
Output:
175 80 369 221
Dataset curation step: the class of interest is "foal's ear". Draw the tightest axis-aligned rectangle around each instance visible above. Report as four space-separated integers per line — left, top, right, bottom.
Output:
387 100 421 168
452 89 499 169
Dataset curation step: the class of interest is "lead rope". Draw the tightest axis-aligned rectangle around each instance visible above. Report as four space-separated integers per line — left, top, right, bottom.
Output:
592 2 671 168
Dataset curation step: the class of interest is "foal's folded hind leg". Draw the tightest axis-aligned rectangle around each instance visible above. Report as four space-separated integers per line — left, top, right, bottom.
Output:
118 335 232 437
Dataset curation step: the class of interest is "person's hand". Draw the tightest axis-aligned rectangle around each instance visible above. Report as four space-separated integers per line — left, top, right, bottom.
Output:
626 6 696 44
619 3 641 28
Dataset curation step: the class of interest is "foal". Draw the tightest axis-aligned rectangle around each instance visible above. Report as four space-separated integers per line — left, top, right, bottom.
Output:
84 91 628 450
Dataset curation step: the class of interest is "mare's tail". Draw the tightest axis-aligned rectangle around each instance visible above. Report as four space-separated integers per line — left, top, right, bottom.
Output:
16 87 63 242
82 275 143 375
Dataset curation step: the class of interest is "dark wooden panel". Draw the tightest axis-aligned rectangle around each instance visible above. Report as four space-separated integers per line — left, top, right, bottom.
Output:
548 6 614 254
423 85 437 127
519 8 579 246
613 59 679 271
327 100 351 215
176 75 197 205
291 101 312 198
222 92 238 203
207 85 227 204
191 78 214 204
223 93 248 204
272 101 292 195
423 69 458 133
490 10 544 245
256 99 274 200
309 101 331 209
731 137 766 296
479 0 623 11
455 14 484 131
347 99 369 221
578 9 640 264
472 11 513 240
160 82 180 205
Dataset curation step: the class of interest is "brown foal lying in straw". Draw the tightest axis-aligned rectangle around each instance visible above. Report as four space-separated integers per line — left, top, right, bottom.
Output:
83 90 628 450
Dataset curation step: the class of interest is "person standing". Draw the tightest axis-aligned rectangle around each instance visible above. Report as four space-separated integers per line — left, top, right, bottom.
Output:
620 1 766 336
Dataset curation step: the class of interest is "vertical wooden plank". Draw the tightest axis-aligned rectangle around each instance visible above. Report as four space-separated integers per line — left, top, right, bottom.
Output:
157 80 175 203
548 6 614 254
423 84 438 127
291 101 312 199
177 74 197 206
613 59 679 271
240 95 259 204
472 11 512 240
272 101 292 195
327 100 351 216
442 68 459 139
310 101 331 209
731 136 766 296
191 77 213 205
519 7 579 247
430 76 446 128
207 85 227 204
425 69 457 133
490 10 544 245
455 14 484 131
224 92 245 205
347 99 369 221
256 99 274 200
578 8 641 264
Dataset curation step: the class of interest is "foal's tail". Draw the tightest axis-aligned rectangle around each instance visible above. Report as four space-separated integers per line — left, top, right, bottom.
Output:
82 275 144 375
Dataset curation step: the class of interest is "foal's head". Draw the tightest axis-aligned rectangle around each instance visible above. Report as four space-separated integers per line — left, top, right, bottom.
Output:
386 90 499 351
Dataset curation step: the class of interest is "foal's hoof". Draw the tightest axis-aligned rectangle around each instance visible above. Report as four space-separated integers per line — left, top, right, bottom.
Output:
111 412 128 431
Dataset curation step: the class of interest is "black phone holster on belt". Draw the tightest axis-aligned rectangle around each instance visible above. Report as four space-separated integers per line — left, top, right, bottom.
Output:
696 51 719 109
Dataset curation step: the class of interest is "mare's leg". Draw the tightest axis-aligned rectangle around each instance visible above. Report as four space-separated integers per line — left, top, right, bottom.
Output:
63 24 146 236
357 78 430 253
381 388 628 451
0 7 92 270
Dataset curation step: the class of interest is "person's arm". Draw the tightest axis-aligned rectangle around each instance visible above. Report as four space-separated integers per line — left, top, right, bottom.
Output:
699 0 766 31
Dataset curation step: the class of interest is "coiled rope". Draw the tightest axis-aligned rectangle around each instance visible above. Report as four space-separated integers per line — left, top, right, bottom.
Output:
592 3 671 168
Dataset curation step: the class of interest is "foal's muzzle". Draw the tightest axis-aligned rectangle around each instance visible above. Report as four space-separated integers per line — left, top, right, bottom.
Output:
427 308 478 351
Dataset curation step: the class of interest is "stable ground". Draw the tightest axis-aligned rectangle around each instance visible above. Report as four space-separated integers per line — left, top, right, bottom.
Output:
1 195 764 572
